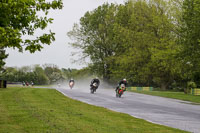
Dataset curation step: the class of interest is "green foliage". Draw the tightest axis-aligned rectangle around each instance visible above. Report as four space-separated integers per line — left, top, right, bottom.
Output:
72 67 93 80
0 64 95 85
33 65 49 85
68 0 183 89
66 0 200 90
0 65 50 85
0 49 8 70
68 3 119 81
180 0 200 84
187 81 197 89
0 0 63 69
43 64 62 84
184 81 197 94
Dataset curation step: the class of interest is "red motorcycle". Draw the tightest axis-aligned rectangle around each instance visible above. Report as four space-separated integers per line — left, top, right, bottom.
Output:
116 84 126 98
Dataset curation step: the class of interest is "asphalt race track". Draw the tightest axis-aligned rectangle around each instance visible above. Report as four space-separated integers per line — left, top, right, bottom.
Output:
56 87 200 133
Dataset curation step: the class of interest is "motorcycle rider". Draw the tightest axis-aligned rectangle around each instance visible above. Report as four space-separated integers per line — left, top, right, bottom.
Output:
90 77 100 91
22 81 25 86
69 78 75 88
31 81 34 86
69 78 75 84
115 78 127 92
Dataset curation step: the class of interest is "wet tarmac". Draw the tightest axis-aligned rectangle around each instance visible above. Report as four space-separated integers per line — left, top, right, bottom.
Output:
56 87 200 133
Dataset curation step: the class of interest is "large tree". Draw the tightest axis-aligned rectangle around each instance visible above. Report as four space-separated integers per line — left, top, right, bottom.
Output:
43 64 62 84
180 0 200 84
0 0 63 69
108 0 181 89
68 3 118 81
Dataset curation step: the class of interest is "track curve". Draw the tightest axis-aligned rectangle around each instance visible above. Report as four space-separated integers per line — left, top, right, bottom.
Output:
56 86 200 133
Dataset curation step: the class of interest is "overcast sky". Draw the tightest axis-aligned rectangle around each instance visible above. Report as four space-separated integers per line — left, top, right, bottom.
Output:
5 0 125 69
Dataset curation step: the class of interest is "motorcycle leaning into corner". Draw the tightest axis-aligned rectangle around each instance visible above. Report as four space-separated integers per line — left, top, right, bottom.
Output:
90 82 98 94
116 84 126 98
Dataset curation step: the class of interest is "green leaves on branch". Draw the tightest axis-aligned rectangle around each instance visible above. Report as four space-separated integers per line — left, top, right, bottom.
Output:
25 31 55 53
68 3 118 81
180 0 200 80
0 0 63 70
0 0 63 52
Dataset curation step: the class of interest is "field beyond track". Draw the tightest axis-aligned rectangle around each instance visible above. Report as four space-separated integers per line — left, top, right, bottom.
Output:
0 87 188 133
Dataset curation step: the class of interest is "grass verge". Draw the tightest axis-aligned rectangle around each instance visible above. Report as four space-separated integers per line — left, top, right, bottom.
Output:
0 87 188 133
129 90 200 104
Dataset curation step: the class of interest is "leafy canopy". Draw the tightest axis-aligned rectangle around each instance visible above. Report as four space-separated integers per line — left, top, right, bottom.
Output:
0 0 63 53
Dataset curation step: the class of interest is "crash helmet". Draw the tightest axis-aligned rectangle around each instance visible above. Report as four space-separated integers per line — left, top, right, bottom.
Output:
121 84 125 88
93 82 97 86
123 78 126 81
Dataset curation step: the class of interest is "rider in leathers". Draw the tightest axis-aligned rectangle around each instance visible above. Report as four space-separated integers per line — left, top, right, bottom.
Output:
69 78 75 88
90 77 100 91
115 79 127 92
69 79 75 84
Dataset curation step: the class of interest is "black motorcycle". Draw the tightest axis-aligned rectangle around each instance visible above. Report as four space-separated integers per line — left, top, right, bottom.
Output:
90 82 98 94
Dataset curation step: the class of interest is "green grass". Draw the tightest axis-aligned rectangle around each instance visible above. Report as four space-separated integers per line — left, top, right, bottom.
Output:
0 87 188 133
7 84 52 88
129 90 200 104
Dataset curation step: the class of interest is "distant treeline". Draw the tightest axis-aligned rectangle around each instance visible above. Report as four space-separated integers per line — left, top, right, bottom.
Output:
0 64 92 85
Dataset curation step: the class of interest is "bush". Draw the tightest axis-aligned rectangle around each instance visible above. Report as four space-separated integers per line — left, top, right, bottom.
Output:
184 81 197 94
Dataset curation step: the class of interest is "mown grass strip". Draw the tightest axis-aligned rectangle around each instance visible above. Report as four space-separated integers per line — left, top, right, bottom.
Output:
0 87 188 133
129 90 200 104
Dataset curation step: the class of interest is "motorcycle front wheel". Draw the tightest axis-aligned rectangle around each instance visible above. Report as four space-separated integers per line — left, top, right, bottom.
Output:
90 88 94 94
116 92 119 97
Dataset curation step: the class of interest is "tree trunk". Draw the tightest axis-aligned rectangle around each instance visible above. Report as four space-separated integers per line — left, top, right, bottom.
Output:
161 83 167 90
